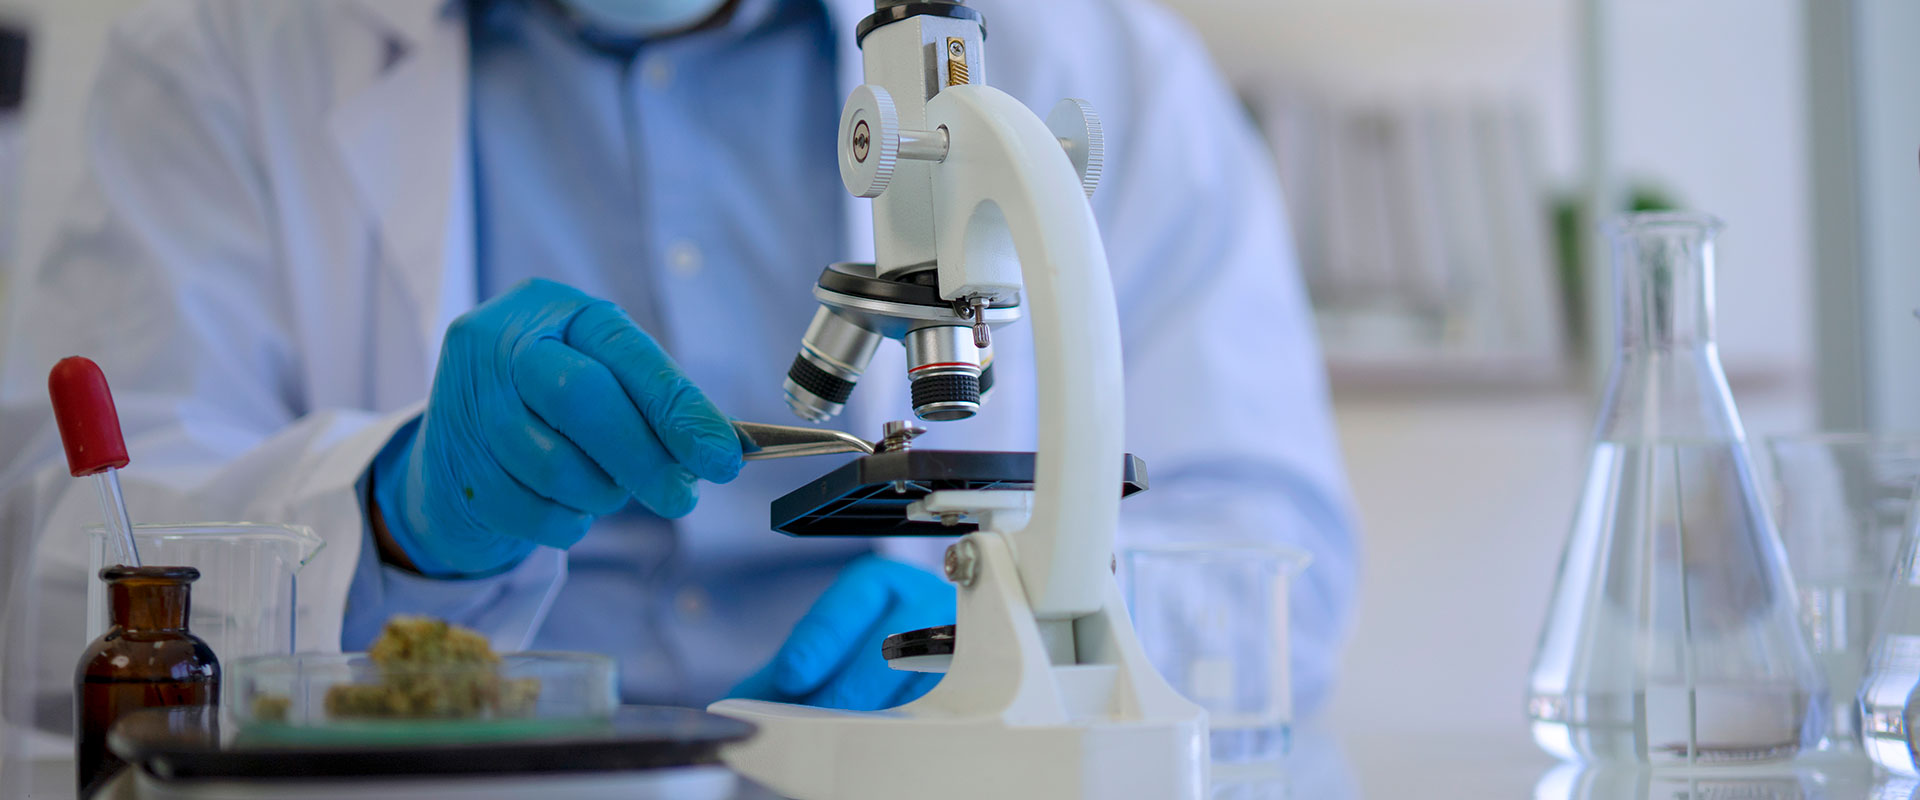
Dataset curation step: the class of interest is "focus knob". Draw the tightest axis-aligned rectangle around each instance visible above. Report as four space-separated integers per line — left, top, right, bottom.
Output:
1047 98 1104 198
839 85 900 198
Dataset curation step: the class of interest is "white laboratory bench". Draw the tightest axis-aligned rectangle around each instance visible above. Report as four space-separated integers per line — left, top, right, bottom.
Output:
21 724 1903 799
1327 724 1891 800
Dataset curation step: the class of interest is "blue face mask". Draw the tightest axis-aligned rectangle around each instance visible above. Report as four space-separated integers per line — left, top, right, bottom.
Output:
552 0 730 36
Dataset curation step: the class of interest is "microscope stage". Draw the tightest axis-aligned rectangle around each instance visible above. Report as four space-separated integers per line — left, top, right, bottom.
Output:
771 450 1147 536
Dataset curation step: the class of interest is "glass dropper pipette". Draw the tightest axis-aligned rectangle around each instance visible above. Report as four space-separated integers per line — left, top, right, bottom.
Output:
49 356 140 566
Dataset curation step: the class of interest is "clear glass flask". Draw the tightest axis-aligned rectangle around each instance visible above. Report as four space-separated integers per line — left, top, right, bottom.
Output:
1526 212 1824 765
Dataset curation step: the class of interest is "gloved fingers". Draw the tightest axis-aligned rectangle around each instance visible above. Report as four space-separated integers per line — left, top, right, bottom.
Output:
807 624 922 711
772 558 898 697
810 557 958 709
433 438 597 551
633 462 701 519
496 276 587 306
724 660 791 704
511 338 701 517
807 576 957 710
563 302 743 484
475 392 629 518
885 669 944 708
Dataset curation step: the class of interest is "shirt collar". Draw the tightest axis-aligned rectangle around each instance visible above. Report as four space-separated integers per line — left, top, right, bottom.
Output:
515 0 816 54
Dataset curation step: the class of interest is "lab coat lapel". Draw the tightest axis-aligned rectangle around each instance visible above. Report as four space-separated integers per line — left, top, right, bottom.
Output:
330 0 477 355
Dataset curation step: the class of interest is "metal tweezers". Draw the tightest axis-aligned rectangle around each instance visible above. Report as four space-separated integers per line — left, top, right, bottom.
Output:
733 421 875 461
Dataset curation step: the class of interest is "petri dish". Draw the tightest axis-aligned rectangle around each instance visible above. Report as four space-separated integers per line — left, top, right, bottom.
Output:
230 652 616 746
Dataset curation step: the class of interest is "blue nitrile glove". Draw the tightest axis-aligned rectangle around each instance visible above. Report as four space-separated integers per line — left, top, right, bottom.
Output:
370 278 743 577
729 555 956 711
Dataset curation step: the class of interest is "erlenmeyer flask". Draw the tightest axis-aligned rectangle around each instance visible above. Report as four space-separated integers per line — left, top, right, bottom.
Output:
1527 212 1825 765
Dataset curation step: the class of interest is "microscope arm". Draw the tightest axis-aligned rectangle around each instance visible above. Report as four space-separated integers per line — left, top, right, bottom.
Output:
708 20 1207 795
925 84 1123 621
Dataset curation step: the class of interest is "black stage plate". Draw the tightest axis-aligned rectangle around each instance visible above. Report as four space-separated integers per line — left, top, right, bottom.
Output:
108 706 754 781
771 450 1147 536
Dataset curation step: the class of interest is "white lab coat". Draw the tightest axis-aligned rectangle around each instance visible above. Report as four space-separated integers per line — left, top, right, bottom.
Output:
0 0 1354 717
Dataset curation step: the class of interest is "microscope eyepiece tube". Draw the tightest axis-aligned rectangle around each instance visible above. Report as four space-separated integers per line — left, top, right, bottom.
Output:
784 307 883 422
904 325 982 421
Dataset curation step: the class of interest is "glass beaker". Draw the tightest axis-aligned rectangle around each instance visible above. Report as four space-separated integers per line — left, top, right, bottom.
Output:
1859 494 1920 775
86 523 321 669
1526 212 1825 765
1766 433 1920 751
1126 543 1310 764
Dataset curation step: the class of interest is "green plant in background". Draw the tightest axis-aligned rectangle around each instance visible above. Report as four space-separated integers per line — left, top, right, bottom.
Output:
1553 186 1680 358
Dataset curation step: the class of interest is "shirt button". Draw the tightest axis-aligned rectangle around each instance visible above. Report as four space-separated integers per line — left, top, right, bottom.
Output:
675 586 709 618
644 57 673 89
667 240 703 277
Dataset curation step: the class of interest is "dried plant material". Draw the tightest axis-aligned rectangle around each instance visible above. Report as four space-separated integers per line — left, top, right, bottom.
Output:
324 616 540 720
252 693 291 722
367 616 497 669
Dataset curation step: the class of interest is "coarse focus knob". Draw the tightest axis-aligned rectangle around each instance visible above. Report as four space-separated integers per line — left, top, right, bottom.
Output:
1047 98 1104 198
839 85 900 198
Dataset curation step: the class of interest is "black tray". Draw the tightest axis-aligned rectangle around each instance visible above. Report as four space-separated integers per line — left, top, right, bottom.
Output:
771 450 1147 536
108 705 754 781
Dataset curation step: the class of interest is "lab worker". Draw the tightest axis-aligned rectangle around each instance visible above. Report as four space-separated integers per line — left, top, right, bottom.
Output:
0 0 1356 719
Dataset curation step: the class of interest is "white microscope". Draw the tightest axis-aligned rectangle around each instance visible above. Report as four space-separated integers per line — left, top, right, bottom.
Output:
707 2 1209 798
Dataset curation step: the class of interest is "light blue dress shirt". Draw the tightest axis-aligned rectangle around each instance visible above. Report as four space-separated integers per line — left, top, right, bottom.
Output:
346 0 873 705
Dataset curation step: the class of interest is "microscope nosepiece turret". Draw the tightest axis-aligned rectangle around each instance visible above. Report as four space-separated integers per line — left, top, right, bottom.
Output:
783 262 1016 424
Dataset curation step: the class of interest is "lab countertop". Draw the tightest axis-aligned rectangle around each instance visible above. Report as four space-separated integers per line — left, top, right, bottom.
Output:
20 725 1904 799
1326 725 1891 799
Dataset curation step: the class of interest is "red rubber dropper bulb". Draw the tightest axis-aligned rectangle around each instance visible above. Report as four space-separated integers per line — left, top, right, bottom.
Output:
49 357 131 477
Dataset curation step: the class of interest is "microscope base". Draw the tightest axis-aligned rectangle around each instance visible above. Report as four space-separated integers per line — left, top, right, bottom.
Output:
709 532 1207 800
710 702 1203 800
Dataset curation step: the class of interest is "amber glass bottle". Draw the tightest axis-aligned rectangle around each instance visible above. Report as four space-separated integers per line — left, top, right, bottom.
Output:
74 565 219 798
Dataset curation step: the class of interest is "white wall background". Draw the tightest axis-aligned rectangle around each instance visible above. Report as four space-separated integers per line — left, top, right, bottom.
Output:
1605 0 1809 382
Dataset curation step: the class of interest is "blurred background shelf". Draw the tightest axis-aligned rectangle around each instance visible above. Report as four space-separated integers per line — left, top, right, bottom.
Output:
1255 91 1567 388
1167 0 1814 395
1177 0 1582 391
